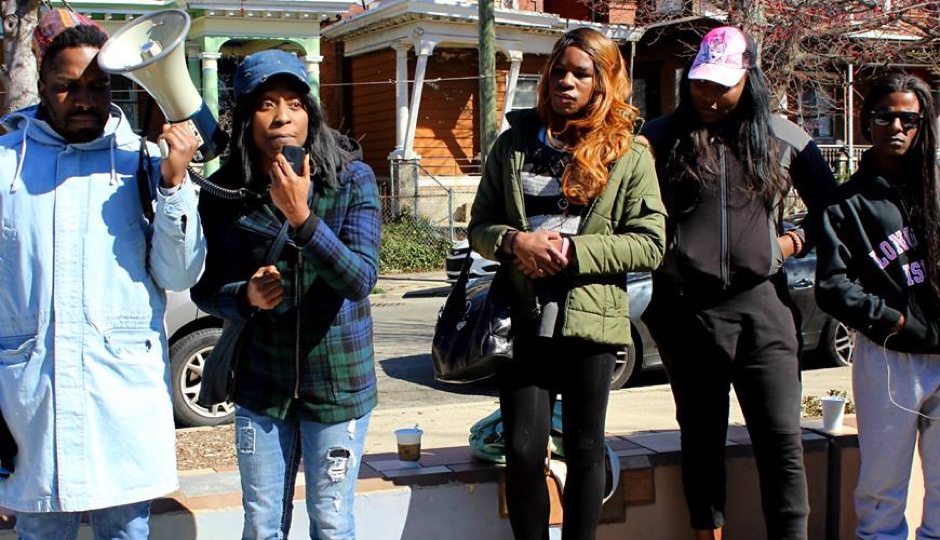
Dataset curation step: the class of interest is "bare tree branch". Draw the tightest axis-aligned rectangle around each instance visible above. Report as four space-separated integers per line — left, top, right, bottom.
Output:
2 0 41 114
566 0 938 139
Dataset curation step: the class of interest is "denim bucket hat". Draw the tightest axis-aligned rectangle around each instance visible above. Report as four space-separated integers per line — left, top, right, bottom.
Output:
234 49 310 96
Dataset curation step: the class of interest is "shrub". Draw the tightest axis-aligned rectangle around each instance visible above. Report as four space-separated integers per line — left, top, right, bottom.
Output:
380 215 451 273
801 389 856 417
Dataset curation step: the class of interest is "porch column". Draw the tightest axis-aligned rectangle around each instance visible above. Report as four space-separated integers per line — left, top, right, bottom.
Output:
304 55 324 101
389 42 412 159
846 63 855 173
499 50 523 133
200 51 222 176
186 44 202 90
402 38 437 160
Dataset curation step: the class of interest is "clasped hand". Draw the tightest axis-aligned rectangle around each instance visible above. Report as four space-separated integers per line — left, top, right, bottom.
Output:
512 230 569 279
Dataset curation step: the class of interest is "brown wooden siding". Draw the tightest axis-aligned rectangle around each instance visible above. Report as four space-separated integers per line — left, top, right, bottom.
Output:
348 49 398 179
348 47 547 179
415 50 548 177
413 50 479 176
319 38 345 131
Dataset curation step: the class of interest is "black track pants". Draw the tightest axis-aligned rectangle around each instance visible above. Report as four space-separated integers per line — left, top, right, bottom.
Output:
646 279 809 540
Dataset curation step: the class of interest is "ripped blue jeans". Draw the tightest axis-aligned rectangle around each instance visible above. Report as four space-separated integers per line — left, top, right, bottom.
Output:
234 405 371 540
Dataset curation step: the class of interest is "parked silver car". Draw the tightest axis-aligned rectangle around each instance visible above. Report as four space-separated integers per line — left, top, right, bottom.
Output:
436 237 855 389
445 239 500 282
165 291 230 427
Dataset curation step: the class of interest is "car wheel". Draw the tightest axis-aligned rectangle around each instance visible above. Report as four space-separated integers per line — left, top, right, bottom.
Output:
823 319 856 367
169 327 234 427
610 345 637 390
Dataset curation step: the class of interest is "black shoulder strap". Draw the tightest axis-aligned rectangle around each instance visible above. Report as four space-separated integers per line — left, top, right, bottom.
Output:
264 220 291 265
137 136 155 224
137 98 157 223
263 186 321 264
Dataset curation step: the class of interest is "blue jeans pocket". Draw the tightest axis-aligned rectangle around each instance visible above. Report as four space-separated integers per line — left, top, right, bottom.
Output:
235 416 256 455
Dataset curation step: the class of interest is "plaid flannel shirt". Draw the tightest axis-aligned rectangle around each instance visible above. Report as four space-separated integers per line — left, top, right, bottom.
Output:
191 160 380 423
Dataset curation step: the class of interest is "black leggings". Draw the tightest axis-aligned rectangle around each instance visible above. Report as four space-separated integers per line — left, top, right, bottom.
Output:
499 334 616 540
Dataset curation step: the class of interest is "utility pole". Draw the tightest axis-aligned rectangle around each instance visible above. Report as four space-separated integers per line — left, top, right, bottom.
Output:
479 0 497 166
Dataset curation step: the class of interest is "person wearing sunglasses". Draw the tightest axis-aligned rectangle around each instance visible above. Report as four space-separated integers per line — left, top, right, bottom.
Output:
871 110 924 131
816 71 940 540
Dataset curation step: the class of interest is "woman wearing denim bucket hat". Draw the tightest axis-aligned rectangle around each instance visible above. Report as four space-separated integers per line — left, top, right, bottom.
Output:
191 49 380 540
640 27 837 540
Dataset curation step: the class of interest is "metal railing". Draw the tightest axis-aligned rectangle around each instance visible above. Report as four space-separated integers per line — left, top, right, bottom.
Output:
414 155 483 178
817 144 870 180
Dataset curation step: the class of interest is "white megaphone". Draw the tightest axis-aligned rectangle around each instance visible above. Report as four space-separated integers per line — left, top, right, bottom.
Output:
98 9 227 162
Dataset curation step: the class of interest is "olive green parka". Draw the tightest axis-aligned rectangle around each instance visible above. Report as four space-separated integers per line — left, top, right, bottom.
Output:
468 109 667 347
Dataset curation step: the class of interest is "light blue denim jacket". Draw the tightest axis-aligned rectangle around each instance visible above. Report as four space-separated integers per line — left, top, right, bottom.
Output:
0 105 206 512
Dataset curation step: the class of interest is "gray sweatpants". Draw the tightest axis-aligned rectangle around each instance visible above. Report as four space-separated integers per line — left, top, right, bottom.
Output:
853 334 940 540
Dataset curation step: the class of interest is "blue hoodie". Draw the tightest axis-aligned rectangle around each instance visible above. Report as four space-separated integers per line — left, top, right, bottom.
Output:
0 104 205 512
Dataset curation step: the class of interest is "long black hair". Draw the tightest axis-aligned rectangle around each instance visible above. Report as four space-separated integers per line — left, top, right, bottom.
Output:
662 34 787 210
227 74 350 191
861 71 940 303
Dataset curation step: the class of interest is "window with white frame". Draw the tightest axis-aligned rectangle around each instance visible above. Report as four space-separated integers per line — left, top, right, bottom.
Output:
512 75 540 110
798 85 838 143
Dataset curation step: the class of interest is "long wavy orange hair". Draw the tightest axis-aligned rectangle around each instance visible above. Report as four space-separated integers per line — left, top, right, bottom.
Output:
537 27 639 206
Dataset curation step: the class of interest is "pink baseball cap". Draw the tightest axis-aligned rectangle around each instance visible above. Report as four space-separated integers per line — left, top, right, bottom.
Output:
688 26 754 87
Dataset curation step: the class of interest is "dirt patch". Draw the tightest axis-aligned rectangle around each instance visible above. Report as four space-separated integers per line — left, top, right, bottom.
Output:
175 424 237 471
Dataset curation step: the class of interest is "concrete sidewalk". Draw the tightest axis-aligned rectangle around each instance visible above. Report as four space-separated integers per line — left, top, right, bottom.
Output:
0 272 924 539
370 269 856 455
365 367 855 455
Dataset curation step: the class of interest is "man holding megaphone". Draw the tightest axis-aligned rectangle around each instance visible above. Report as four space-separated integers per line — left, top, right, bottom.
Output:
0 9 205 539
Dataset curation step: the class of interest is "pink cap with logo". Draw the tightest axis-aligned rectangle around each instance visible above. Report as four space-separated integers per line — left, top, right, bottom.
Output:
688 26 753 87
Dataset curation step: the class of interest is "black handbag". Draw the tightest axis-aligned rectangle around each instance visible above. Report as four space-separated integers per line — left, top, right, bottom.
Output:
0 411 15 479
196 219 291 408
431 252 513 383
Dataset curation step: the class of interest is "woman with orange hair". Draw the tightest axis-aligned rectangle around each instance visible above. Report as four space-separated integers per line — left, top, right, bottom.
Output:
468 27 666 540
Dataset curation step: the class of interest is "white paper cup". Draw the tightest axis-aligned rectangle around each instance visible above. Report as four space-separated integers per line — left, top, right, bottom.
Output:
821 397 846 432
395 428 423 465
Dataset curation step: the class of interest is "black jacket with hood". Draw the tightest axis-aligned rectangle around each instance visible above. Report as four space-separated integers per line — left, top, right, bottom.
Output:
816 150 940 353
641 114 836 299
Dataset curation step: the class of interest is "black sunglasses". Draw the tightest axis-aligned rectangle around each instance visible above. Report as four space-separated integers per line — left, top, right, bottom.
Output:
870 110 923 130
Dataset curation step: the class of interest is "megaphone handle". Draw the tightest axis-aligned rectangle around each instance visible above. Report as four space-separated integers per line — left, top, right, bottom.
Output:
158 139 170 160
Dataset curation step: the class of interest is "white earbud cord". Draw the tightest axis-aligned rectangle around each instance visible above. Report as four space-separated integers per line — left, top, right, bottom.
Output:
882 333 940 420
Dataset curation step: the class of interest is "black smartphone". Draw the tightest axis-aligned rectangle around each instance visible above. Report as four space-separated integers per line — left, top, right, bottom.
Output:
282 145 307 175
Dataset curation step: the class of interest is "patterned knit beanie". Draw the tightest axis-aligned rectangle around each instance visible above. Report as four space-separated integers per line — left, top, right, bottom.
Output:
32 8 106 68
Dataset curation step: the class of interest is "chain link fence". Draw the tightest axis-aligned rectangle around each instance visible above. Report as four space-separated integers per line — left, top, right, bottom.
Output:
377 159 478 273
382 159 477 243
